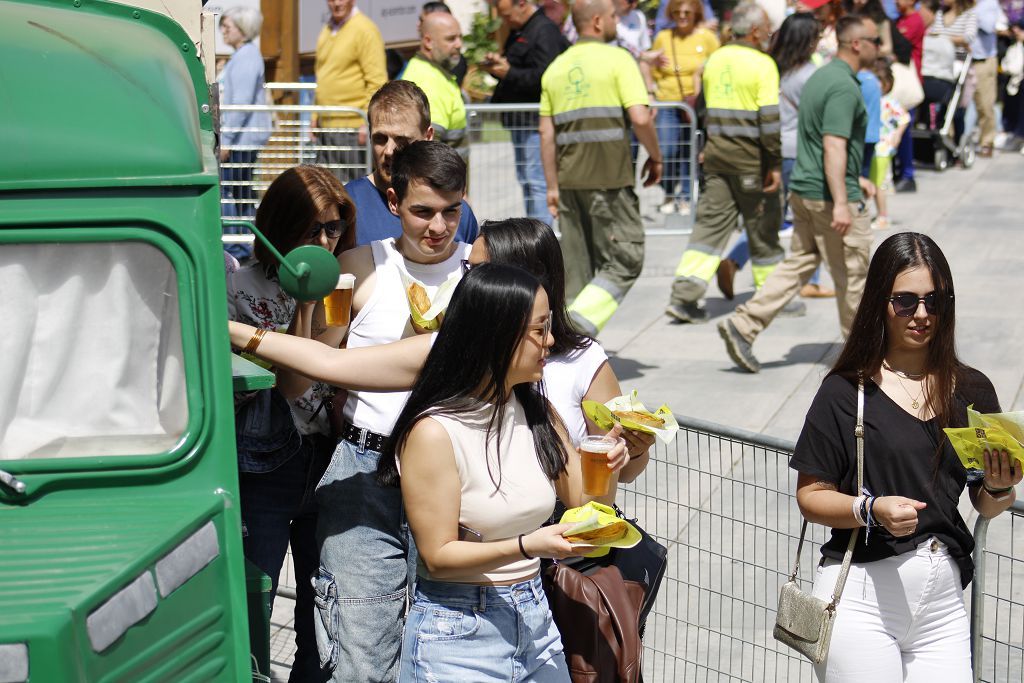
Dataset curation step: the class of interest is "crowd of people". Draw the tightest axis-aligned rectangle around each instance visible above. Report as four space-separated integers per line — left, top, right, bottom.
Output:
216 0 1022 681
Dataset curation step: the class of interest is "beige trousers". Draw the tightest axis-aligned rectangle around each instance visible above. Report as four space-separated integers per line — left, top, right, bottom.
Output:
730 192 872 342
973 57 998 148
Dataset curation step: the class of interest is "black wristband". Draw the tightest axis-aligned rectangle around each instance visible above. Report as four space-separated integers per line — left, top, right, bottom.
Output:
983 482 1014 494
518 534 534 560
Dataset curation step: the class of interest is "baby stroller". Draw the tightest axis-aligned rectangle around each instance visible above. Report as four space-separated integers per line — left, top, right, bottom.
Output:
912 58 976 171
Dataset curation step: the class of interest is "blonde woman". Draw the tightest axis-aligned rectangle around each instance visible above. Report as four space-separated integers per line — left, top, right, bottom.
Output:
650 0 720 215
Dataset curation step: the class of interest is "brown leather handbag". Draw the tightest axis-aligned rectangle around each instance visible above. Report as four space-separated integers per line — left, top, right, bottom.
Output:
543 563 645 683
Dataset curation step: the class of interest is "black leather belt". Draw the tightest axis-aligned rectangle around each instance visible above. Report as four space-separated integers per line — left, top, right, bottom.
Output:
341 423 388 452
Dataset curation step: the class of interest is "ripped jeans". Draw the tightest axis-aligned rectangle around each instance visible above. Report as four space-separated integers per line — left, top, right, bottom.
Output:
399 575 569 682
312 438 413 682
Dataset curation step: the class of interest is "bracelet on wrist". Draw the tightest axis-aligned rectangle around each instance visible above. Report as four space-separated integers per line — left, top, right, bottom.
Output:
242 327 268 356
518 534 534 560
983 482 1014 494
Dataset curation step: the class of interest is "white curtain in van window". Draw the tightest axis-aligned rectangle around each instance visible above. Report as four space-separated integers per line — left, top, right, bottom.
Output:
0 242 188 460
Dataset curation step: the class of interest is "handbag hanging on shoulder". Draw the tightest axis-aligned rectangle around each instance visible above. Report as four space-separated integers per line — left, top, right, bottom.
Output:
773 374 866 664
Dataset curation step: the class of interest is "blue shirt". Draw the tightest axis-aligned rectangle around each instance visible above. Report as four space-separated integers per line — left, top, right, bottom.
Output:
344 175 480 247
971 0 1000 59
219 42 272 148
858 70 882 145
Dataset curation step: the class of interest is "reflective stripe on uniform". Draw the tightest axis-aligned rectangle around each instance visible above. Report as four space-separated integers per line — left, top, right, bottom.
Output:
673 248 721 282
750 262 777 289
556 128 626 145
707 124 761 138
552 106 624 125
568 282 620 333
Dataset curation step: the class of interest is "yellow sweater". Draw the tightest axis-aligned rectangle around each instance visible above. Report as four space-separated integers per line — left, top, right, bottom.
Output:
314 12 386 128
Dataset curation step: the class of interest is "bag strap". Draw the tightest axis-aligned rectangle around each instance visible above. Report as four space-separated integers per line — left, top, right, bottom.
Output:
788 374 865 612
670 35 687 103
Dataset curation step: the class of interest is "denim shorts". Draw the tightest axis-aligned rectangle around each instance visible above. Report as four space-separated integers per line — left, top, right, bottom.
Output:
399 575 569 682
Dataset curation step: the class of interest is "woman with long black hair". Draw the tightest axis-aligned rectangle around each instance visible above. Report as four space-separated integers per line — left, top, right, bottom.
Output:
377 263 627 681
790 232 1019 680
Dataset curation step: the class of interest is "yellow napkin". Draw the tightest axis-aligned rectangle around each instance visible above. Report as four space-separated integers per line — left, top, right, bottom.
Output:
583 390 678 444
943 406 1024 471
560 501 641 558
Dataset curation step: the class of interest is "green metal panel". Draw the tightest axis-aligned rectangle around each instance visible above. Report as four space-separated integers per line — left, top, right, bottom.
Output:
0 0 214 190
0 0 252 670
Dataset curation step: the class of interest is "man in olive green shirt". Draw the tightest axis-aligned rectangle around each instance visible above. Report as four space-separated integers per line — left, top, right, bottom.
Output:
719 14 879 373
539 0 661 335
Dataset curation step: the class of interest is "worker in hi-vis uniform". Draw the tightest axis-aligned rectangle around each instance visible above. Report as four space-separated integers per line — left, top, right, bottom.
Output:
664 2 786 324
539 0 661 336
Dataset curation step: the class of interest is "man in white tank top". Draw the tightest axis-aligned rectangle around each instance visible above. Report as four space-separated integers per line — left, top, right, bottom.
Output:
282 140 472 683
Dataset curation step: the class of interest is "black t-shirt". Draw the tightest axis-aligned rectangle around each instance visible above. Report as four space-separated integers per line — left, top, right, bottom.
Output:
790 368 999 587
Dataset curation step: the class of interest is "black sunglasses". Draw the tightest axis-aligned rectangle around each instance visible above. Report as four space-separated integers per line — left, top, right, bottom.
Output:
888 292 949 317
461 259 477 275
306 219 347 241
865 36 883 46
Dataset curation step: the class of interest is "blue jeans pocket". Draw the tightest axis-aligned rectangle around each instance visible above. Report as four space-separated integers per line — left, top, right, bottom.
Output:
312 566 340 672
417 606 480 642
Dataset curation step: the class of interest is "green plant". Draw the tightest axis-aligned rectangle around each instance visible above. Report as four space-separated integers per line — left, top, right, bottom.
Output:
463 11 502 65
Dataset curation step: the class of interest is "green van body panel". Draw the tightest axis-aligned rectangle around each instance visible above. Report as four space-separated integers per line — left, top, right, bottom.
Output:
0 0 252 680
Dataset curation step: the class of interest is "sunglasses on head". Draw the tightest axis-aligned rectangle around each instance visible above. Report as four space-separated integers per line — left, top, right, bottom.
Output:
461 259 478 275
888 292 948 317
306 219 347 241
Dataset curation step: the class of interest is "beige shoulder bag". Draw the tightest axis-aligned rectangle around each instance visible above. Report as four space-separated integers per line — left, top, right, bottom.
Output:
773 374 865 663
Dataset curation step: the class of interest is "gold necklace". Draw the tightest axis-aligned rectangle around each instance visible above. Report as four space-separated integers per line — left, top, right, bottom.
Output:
892 373 925 410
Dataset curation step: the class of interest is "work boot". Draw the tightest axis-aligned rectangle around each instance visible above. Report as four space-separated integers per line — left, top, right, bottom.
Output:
665 301 709 324
718 319 760 373
716 258 738 300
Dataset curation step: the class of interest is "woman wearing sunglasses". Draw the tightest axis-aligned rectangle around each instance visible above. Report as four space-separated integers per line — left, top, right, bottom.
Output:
377 263 628 681
790 232 1019 680
226 164 356 680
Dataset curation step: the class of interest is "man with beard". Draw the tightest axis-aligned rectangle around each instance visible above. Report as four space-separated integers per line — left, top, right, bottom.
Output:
400 11 469 159
345 80 479 245
539 0 661 335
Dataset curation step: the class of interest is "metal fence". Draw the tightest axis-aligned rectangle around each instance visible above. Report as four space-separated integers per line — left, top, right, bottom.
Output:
270 417 1024 682
218 94 698 247
971 501 1024 682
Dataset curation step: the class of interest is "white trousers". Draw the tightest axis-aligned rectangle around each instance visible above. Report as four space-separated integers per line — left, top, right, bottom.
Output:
811 538 972 682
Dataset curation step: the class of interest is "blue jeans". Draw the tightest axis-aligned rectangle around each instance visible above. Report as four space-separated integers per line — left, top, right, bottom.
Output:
656 107 692 201
399 575 569 682
313 438 411 682
509 127 553 226
727 158 822 287
239 433 333 683
896 107 916 181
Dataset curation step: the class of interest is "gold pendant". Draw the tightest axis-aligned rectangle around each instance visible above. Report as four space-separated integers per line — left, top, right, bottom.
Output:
912 399 920 409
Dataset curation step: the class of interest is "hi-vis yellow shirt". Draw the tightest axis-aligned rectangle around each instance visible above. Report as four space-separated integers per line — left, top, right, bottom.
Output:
401 54 468 158
540 40 649 190
701 43 781 175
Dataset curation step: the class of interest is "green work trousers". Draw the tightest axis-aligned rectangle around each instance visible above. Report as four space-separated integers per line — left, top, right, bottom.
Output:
670 173 783 305
559 187 644 335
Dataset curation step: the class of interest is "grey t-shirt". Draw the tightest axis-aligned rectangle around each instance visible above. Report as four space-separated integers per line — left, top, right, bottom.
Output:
780 61 818 160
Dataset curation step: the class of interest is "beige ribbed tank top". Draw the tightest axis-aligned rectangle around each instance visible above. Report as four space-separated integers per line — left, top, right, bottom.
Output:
427 397 557 584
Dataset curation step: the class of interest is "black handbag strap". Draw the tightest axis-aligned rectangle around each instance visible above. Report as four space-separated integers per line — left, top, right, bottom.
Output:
788 373 864 610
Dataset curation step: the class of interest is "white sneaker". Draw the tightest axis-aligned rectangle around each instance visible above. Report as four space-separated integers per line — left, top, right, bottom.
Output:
659 199 676 215
676 200 691 216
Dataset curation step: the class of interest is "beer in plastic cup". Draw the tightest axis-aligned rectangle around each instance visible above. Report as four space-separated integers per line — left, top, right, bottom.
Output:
324 273 355 327
580 435 622 496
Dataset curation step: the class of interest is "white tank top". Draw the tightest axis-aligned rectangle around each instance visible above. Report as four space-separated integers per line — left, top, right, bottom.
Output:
343 238 470 436
428 398 557 584
543 341 609 447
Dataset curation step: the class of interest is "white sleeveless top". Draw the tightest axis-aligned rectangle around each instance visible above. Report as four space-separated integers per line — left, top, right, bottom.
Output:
343 238 470 436
543 341 609 446
428 398 557 584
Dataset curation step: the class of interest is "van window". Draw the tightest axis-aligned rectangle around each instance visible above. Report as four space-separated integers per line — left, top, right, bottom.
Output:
0 242 188 460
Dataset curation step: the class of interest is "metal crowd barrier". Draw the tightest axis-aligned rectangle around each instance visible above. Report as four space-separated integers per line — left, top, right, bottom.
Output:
218 98 698 246
464 101 698 235
971 500 1024 682
268 416 1022 681
219 103 371 231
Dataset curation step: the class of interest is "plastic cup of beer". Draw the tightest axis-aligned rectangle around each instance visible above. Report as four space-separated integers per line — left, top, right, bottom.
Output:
324 273 355 327
580 435 624 496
